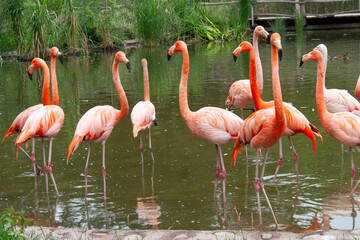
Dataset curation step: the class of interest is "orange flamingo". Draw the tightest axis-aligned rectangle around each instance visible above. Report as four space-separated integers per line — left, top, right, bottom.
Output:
67 51 130 201
226 25 269 116
300 49 360 195
233 41 322 182
354 75 360 101
131 59 157 156
3 47 63 176
15 57 64 196
231 33 286 227
167 41 243 201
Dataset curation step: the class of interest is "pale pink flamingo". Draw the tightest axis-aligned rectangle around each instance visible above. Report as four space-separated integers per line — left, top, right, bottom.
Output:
314 44 360 116
300 49 360 195
3 47 63 176
167 41 243 201
233 41 322 182
15 57 64 196
231 33 285 227
67 51 130 201
131 59 157 159
354 75 360 101
226 25 269 117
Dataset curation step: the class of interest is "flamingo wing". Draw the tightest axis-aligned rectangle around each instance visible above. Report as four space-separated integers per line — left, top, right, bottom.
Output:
188 107 243 145
325 88 360 117
130 101 156 137
15 105 64 144
3 104 43 141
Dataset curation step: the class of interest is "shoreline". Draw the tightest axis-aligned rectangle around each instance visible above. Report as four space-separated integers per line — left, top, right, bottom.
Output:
23 227 360 239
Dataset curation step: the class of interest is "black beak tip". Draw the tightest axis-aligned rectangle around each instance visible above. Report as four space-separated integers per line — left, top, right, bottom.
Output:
59 55 63 64
27 71 33 80
299 60 304 67
266 35 270 44
278 49 283 61
233 54 237 63
167 54 171 61
126 62 131 72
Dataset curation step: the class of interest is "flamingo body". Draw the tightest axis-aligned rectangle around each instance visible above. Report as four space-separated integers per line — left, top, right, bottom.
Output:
225 80 252 110
131 101 156 137
15 105 64 143
185 107 242 145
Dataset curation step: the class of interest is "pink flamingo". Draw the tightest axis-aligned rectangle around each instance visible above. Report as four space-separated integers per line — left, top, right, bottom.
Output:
3 47 63 176
131 59 157 158
167 41 243 201
67 51 130 200
233 41 322 182
314 44 360 116
231 33 285 227
15 57 64 196
354 75 360 101
300 49 360 195
226 25 269 116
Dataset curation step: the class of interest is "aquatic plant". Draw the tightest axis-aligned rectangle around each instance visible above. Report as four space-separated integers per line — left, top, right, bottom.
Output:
295 13 304 35
269 18 287 37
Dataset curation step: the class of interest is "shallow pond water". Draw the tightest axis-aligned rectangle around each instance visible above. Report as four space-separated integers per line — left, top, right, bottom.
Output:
1 29 360 231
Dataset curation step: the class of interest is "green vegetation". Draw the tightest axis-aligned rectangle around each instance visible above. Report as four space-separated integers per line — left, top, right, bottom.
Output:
0 0 358 58
0 206 31 240
269 18 286 38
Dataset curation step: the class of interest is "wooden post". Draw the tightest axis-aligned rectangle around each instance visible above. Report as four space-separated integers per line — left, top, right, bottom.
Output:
295 0 301 15
251 0 257 27
300 0 306 16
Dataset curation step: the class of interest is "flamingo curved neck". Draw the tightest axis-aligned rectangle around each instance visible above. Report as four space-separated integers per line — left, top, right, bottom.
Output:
315 57 330 120
112 61 129 122
253 33 263 95
355 75 360 100
271 46 285 127
322 49 328 89
50 56 59 106
41 61 51 106
143 63 150 101
248 46 266 111
179 44 193 119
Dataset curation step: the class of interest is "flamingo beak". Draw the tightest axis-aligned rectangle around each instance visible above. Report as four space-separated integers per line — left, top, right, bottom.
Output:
167 53 172 61
278 49 282 61
59 54 63 64
27 71 33 80
233 54 237 62
299 59 304 67
126 61 131 72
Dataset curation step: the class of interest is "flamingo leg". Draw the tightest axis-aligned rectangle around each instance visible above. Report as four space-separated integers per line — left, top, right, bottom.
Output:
214 144 221 198
102 141 107 202
260 149 278 227
149 127 155 162
31 138 41 176
47 138 59 196
273 137 283 182
218 145 227 202
139 131 143 152
341 144 345 172
254 150 262 225
288 136 299 182
350 147 355 191
245 145 249 183
84 142 92 198
42 139 49 194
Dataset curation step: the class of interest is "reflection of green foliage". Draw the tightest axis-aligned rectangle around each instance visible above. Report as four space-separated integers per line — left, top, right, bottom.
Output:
295 13 304 35
0 206 31 240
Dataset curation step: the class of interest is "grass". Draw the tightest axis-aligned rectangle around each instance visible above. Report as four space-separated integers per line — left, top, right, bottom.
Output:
269 18 287 38
0 206 31 240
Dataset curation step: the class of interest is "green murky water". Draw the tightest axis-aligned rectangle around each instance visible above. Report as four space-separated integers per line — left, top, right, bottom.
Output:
1 29 360 231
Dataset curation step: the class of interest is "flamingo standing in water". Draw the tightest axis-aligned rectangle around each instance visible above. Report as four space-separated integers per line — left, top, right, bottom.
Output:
231 33 286 227
167 41 243 201
15 57 64 196
226 25 269 116
233 41 322 182
67 51 130 201
300 49 360 195
3 47 63 177
131 59 157 159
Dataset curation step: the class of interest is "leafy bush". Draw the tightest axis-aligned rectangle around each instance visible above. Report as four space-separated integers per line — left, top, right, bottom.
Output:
0 206 31 240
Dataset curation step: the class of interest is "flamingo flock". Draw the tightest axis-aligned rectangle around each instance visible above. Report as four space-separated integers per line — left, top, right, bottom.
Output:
3 25 360 228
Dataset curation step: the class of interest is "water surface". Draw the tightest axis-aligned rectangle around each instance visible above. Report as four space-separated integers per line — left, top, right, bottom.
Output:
1 29 360 231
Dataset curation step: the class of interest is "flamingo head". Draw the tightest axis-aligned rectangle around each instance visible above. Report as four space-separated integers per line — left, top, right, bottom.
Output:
232 41 252 62
300 49 322 67
271 33 282 61
141 58 147 67
50 47 63 64
167 41 187 61
27 58 46 80
255 25 270 44
115 51 131 72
